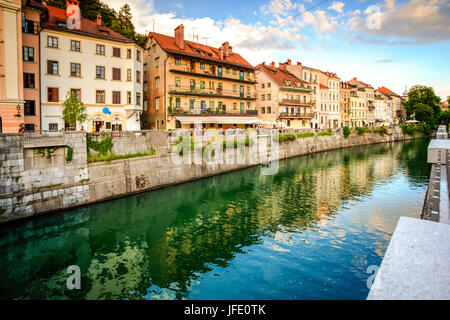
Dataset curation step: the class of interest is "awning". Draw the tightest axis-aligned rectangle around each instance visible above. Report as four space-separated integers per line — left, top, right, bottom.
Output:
175 116 260 125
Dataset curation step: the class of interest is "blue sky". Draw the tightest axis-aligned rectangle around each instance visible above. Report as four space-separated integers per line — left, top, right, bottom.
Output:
107 0 450 100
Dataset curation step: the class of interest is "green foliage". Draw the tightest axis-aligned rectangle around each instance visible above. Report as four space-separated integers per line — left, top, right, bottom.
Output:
372 126 387 136
297 132 314 139
87 151 154 163
356 127 369 135
318 130 333 136
65 146 73 163
62 93 88 129
87 134 113 155
439 110 450 126
404 85 441 124
343 126 351 138
412 103 435 124
276 134 297 143
400 124 434 137
168 95 173 114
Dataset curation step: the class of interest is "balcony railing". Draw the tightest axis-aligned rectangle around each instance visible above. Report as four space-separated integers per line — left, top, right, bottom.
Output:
279 112 314 119
168 85 257 100
169 109 258 116
168 63 256 84
279 99 314 106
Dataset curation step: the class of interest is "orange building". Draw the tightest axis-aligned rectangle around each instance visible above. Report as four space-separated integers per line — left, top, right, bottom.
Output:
0 0 45 133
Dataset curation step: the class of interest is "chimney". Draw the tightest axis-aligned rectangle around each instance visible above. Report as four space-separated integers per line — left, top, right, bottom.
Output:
271 61 275 68
220 47 224 60
66 0 79 11
297 61 302 66
221 42 231 57
353 77 357 81
279 62 283 69
287 59 292 65
96 13 102 26
174 24 185 50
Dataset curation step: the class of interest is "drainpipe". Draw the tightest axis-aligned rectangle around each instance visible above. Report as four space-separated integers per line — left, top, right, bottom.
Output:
163 55 169 130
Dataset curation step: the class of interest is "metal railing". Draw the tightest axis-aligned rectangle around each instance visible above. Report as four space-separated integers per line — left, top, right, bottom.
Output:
168 85 257 99
168 63 256 83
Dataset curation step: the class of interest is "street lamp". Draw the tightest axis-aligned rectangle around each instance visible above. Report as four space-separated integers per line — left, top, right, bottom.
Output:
15 104 21 117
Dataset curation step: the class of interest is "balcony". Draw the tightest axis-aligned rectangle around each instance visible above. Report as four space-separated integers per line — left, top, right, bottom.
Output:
168 63 256 84
279 99 314 107
169 109 258 117
279 112 314 119
169 85 257 100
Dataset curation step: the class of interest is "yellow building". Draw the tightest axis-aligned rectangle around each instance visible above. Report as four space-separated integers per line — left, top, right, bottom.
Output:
340 82 352 127
255 62 313 129
143 25 258 130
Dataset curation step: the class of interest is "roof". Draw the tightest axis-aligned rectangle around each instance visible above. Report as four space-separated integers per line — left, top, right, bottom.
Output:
321 71 340 80
256 64 310 90
348 77 373 88
150 32 254 70
377 86 401 97
441 100 449 108
320 84 328 89
42 5 134 43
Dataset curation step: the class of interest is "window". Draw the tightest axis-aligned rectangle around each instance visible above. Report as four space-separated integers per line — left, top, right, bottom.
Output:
96 66 105 79
136 71 141 84
49 123 58 132
267 83 271 87
24 124 35 132
112 68 121 81
267 107 271 113
233 84 237 92
155 77 159 89
261 107 265 114
144 100 148 111
127 49 132 59
175 57 181 66
127 69 132 81
70 89 81 101
267 94 271 101
47 36 58 48
23 46 34 62
200 81 205 89
155 57 159 67
175 77 181 88
144 81 148 93
136 50 141 62
127 91 132 104
70 63 81 77
200 63 205 70
262 83 265 89
96 90 105 104
136 93 141 106
71 40 80 52
112 91 121 104
261 94 265 101
47 60 58 75
24 100 36 116
226 67 230 74
96 44 105 55
23 73 35 89
113 47 121 57
233 69 237 75
155 97 160 110
47 87 59 102
247 86 250 97
176 98 181 109
22 17 37 35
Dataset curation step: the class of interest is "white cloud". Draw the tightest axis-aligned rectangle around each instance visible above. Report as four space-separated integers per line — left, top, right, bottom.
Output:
260 0 298 16
329 1 345 13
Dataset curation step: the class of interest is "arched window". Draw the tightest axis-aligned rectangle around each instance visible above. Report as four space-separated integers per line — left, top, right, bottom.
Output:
175 120 181 129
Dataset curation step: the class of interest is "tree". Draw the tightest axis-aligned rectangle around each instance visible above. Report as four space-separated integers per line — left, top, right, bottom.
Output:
404 85 441 123
439 110 450 126
62 93 88 129
412 103 434 124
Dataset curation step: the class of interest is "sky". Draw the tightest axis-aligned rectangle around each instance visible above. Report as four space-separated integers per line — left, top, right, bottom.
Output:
105 0 450 100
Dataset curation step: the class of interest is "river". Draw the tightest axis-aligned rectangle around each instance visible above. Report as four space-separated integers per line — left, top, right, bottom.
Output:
0 139 430 300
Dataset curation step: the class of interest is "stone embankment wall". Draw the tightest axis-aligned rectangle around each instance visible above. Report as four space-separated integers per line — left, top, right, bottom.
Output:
1 126 414 223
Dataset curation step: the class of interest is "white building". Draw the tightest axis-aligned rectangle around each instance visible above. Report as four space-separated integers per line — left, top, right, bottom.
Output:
40 1 143 132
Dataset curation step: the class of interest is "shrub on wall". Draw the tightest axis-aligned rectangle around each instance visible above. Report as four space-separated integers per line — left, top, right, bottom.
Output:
343 127 351 138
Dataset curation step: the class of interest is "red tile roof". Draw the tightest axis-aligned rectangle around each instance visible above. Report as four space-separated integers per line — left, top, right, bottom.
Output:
42 5 134 43
320 84 328 89
150 32 254 70
256 64 310 89
348 77 372 88
377 86 400 97
441 100 449 109
321 71 340 80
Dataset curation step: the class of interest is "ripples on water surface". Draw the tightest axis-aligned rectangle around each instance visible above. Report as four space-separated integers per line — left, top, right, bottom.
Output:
0 139 431 300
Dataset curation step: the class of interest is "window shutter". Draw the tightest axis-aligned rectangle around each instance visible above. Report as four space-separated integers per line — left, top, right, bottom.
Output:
47 61 52 74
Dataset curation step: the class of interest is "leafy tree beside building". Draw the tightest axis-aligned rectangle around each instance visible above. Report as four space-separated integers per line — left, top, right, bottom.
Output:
404 85 441 124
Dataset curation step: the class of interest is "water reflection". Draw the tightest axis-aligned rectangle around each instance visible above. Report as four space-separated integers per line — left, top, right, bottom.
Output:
0 139 430 300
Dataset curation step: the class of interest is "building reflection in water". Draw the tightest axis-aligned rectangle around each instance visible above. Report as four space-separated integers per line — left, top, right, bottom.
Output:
0 139 430 300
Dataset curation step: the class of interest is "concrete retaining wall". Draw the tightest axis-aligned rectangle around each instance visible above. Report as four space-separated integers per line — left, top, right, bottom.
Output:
0 126 416 223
